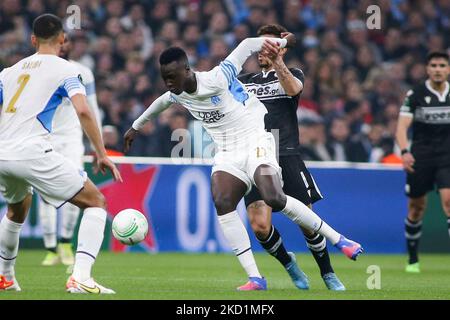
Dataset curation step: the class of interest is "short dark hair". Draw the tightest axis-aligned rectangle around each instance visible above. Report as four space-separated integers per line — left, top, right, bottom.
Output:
32 14 63 39
257 24 288 37
159 47 188 66
426 51 449 64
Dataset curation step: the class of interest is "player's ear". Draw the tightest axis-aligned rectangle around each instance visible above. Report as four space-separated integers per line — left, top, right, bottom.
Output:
58 32 65 46
31 34 38 48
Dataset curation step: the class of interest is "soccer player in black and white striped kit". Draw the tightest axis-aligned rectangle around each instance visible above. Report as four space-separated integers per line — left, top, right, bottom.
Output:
239 24 345 290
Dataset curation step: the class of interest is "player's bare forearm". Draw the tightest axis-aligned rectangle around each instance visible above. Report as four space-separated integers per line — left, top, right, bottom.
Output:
272 58 302 96
395 116 413 150
71 94 107 158
78 111 107 158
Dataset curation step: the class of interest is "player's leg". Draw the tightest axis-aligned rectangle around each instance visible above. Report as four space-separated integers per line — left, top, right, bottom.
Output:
65 179 115 293
211 170 266 290
58 142 84 268
253 164 363 260
28 151 113 293
436 166 450 240
246 196 309 290
439 188 450 238
279 157 343 289
58 203 79 267
404 165 433 273
38 198 59 266
0 169 33 291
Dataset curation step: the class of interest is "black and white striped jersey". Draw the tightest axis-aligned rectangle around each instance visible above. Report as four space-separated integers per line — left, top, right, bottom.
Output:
238 68 304 155
400 80 450 162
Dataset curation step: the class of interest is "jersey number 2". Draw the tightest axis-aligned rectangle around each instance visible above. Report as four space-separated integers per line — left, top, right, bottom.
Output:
6 74 30 113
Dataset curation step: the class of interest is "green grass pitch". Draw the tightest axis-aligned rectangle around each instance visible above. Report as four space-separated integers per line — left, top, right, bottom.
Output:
1 250 449 300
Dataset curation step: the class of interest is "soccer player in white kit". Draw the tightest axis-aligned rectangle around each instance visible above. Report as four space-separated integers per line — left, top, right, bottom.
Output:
0 14 121 293
39 35 102 269
124 35 363 291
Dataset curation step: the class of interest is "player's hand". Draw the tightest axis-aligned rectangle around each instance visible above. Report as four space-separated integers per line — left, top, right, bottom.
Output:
123 127 138 154
261 39 280 60
281 32 296 48
402 152 415 173
96 156 123 182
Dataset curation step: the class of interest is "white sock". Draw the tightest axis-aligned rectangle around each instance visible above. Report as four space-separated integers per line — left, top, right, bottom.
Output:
72 207 106 282
61 203 80 240
282 196 341 244
38 200 57 249
0 216 23 279
217 211 262 278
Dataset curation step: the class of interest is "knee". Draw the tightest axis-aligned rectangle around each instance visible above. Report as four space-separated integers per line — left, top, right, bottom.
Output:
213 193 236 215
408 200 426 221
88 191 106 210
250 219 271 240
262 193 286 212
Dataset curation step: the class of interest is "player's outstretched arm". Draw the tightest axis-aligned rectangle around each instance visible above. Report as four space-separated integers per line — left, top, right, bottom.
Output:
71 93 122 182
123 92 172 153
222 35 295 78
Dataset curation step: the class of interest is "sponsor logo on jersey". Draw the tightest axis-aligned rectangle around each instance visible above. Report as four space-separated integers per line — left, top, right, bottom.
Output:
243 79 291 99
198 110 225 123
415 106 450 124
210 95 221 105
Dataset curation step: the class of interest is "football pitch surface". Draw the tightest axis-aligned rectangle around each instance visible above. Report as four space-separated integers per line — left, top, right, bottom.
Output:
1 250 449 300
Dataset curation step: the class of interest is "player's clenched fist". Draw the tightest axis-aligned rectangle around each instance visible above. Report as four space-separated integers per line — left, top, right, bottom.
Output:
401 152 415 173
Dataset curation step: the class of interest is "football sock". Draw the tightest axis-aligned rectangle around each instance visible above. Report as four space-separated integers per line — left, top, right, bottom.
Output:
217 211 262 278
281 196 341 244
72 208 106 282
256 225 291 267
0 216 23 279
305 233 334 276
405 217 422 264
39 200 57 249
61 203 80 241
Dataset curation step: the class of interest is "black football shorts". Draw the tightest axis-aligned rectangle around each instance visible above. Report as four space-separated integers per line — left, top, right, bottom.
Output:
244 155 323 208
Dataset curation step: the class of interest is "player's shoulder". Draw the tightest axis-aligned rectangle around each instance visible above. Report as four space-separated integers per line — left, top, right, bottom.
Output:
237 72 258 83
69 60 94 82
408 82 427 97
289 67 305 79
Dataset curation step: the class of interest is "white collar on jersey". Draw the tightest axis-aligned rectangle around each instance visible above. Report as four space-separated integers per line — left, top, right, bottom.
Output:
261 69 276 78
425 79 449 102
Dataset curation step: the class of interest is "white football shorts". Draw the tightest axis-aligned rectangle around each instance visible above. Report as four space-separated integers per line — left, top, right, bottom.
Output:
0 150 87 208
51 137 85 170
212 130 282 194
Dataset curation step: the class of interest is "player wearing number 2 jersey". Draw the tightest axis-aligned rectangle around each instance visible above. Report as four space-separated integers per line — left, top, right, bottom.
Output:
0 14 121 294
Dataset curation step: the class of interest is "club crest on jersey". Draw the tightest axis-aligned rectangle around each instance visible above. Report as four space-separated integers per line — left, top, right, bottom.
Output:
210 95 221 105
425 96 431 104
198 110 224 123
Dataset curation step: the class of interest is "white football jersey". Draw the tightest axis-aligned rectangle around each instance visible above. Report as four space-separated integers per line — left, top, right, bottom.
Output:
168 64 267 151
51 60 101 144
132 37 289 153
0 53 85 160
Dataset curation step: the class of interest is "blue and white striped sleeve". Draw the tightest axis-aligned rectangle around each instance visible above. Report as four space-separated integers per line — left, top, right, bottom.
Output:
0 80 3 105
62 76 86 98
219 60 238 87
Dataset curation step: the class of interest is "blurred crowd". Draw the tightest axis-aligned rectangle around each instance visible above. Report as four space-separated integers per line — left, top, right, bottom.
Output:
1 0 449 162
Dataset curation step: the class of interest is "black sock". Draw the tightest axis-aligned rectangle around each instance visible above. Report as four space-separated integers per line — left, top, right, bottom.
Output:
47 247 57 253
257 225 292 267
405 217 422 264
60 238 71 244
305 233 334 276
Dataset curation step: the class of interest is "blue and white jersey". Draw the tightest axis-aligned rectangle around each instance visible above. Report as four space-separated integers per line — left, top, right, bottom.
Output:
132 37 288 152
0 53 85 160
